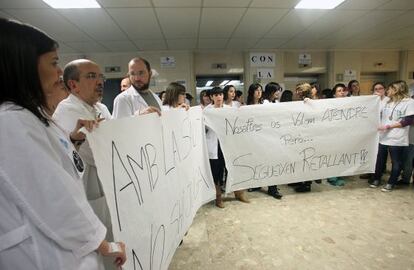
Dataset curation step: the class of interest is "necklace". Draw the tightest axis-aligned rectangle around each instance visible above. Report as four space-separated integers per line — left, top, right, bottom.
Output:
388 100 402 121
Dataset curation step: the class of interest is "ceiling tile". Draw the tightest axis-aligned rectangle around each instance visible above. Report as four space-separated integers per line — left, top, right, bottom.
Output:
226 38 258 49
203 0 250 7
65 41 110 53
0 0 48 8
57 43 78 53
267 9 327 38
250 0 299 8
377 0 414 10
254 38 290 49
323 10 405 40
5 9 92 42
306 39 338 49
337 0 390 10
299 10 368 40
107 8 163 39
278 38 311 49
385 26 414 40
167 39 197 49
57 9 127 41
133 39 167 50
103 40 138 52
232 8 289 38
152 0 201 7
97 0 151 7
156 8 200 38
199 8 245 38
198 39 228 49
0 9 16 19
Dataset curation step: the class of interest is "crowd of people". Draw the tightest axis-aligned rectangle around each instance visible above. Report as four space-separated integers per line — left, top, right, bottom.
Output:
175 79 414 207
1 17 414 269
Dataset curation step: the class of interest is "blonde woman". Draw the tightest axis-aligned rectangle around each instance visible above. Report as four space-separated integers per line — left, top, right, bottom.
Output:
371 81 414 191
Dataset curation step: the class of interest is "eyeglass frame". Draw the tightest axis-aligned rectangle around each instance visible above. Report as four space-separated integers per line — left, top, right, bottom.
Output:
81 72 106 82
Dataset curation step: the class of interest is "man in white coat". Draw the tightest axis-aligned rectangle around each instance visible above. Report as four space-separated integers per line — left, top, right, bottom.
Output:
112 57 162 119
53 59 114 269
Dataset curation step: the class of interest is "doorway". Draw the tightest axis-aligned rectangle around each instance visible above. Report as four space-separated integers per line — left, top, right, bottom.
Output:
195 75 243 104
360 72 397 95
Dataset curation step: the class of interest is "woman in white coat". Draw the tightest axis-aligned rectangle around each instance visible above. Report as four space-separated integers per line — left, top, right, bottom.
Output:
0 18 126 269
162 82 190 110
205 87 249 208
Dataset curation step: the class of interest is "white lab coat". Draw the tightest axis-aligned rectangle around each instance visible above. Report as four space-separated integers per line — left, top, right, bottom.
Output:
0 102 106 270
53 95 114 244
112 86 163 119
204 104 230 159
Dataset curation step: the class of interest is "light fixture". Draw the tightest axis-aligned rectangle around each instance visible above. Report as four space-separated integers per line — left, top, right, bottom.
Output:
219 80 230 86
42 0 101 8
295 0 346 9
227 80 240 86
205 80 214 87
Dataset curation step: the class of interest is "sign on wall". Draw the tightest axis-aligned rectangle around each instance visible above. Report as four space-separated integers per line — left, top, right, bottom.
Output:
250 52 275 67
299 53 312 67
161 56 176 68
257 68 274 79
344 69 357 82
204 96 380 192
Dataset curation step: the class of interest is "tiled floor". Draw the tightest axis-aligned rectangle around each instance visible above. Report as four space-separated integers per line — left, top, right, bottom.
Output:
169 177 414 270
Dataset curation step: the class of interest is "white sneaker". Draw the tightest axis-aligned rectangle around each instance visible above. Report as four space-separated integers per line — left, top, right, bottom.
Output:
381 184 393 192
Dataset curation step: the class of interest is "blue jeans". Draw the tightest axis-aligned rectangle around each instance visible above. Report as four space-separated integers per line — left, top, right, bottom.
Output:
373 144 406 186
400 144 414 183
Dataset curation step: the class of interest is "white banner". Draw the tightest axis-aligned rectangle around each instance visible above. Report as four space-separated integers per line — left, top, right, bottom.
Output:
87 107 215 270
204 96 380 192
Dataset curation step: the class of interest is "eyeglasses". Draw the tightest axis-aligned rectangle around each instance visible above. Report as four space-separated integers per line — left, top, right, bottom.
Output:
82 72 106 82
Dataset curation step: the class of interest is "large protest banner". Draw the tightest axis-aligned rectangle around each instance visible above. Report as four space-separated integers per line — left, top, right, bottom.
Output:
204 96 380 193
87 107 215 270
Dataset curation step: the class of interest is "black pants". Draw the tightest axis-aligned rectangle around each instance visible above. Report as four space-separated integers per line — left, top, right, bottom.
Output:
209 143 225 186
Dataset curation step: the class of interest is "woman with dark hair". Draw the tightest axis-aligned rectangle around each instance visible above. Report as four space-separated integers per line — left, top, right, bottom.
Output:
223 85 241 107
247 83 263 105
310 82 321 99
158 90 166 102
205 87 249 207
321 88 333 99
280 90 293 102
0 18 126 269
263 82 282 104
348 79 360 96
162 82 189 110
198 89 211 108
333 83 348 98
235 90 244 105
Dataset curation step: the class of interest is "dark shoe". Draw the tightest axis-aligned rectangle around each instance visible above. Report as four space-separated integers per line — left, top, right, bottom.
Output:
396 180 410 186
314 180 322 184
288 182 301 187
267 188 283 200
370 180 380 188
295 184 311 193
381 184 393 192
359 173 372 179
248 187 261 192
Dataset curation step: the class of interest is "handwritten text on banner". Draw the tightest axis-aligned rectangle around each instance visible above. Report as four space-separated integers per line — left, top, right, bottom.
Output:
87 107 215 270
203 96 380 192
